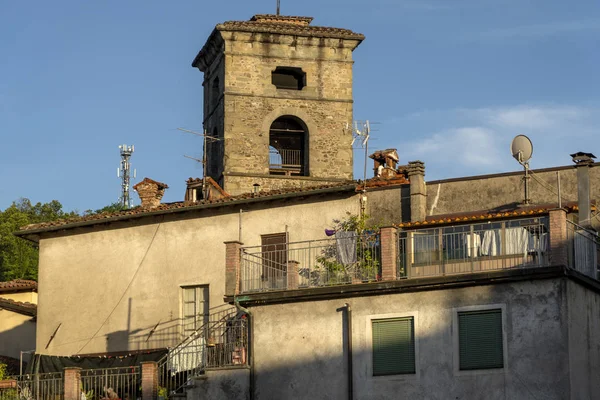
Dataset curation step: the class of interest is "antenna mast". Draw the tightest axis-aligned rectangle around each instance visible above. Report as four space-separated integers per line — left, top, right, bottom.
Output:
117 144 135 208
276 0 280 15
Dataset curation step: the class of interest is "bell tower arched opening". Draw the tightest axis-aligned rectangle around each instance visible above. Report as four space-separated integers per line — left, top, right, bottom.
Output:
269 116 308 176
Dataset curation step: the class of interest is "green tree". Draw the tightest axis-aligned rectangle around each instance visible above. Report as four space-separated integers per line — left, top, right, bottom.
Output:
0 198 79 281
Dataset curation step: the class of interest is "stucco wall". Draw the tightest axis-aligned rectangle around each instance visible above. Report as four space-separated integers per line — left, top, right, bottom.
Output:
250 279 569 400
567 279 600 400
427 165 600 217
187 367 250 400
36 192 360 355
0 309 36 359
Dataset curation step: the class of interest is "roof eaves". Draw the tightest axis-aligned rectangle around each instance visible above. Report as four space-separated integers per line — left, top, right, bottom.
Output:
0 298 37 317
15 184 357 239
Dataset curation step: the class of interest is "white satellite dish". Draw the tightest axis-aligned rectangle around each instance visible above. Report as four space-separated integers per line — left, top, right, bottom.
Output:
510 134 533 205
511 134 533 164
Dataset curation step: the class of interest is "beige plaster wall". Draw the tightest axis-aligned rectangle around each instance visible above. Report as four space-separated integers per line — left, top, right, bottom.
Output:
36 193 360 356
0 309 36 359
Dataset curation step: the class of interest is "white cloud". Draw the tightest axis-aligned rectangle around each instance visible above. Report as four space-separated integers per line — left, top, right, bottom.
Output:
412 126 499 167
395 104 599 180
470 105 590 131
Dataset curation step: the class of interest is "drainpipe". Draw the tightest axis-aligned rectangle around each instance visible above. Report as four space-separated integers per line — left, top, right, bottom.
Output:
235 299 254 400
571 152 597 228
337 303 353 400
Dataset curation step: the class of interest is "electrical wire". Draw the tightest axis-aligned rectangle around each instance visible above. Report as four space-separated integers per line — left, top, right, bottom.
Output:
75 223 162 354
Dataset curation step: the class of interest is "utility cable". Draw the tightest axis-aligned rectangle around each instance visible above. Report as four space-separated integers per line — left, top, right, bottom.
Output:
76 223 162 354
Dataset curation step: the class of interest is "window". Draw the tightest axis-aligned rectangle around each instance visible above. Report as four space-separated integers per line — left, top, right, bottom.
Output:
372 317 415 376
458 309 504 370
269 116 308 176
271 66 306 90
181 285 209 336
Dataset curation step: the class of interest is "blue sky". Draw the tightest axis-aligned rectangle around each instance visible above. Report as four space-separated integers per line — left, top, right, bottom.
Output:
1 0 598 212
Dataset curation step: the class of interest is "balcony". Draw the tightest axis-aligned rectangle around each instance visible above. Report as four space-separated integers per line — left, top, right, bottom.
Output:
229 213 599 295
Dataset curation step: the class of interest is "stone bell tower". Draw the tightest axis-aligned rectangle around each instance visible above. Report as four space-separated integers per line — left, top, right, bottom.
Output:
192 14 364 195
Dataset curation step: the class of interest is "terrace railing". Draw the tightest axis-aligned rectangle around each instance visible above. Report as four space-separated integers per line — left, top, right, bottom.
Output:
240 232 381 293
269 148 302 176
397 218 549 279
567 220 600 279
80 367 140 400
1 372 63 400
158 304 248 396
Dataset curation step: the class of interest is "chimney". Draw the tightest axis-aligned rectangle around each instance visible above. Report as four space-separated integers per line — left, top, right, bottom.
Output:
133 178 169 209
407 161 426 222
571 152 596 228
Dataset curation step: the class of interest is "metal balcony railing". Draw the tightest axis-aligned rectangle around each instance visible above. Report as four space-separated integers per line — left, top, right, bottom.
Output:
240 233 381 293
566 220 600 279
397 218 549 279
1 372 63 400
269 148 303 175
158 305 248 397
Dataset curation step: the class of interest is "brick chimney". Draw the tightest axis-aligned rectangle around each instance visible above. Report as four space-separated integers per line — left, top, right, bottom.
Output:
571 152 596 228
133 178 169 209
407 161 426 222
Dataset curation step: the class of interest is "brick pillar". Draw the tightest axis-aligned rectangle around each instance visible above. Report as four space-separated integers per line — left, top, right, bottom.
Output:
287 260 300 289
141 361 158 400
549 209 568 266
63 367 81 400
380 227 398 280
225 241 243 296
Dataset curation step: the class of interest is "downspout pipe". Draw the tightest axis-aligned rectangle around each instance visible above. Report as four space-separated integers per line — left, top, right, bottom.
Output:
235 299 254 400
337 303 353 400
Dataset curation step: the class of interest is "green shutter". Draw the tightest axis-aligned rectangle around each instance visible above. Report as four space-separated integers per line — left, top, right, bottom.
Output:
372 317 415 376
458 309 504 370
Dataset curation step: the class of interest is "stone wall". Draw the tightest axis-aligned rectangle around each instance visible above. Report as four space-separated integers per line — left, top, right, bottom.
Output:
201 29 361 195
223 173 350 196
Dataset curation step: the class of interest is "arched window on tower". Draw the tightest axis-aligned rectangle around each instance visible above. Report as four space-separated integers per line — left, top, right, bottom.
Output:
210 77 220 109
269 116 308 176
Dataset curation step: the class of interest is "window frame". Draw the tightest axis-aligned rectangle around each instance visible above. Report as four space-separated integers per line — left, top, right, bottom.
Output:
452 304 508 376
180 284 209 338
365 311 420 381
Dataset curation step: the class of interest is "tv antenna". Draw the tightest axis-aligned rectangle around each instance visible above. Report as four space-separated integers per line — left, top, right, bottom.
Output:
178 127 222 199
510 134 533 205
117 144 136 208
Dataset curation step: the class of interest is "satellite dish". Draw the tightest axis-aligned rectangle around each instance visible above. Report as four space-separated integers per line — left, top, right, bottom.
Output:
511 135 533 164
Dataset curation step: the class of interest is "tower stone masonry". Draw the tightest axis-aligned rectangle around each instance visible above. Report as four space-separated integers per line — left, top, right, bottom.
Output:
192 14 364 195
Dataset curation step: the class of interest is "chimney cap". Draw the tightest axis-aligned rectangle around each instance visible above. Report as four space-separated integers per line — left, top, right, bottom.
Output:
570 152 597 165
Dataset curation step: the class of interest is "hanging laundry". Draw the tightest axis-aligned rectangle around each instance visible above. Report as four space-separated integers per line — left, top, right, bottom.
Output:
481 230 499 256
336 231 357 265
466 233 482 257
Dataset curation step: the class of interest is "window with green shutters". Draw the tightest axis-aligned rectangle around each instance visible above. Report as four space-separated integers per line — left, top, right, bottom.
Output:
372 317 415 376
458 309 504 370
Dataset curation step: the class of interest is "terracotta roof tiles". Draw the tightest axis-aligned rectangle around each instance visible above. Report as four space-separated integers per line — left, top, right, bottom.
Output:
0 279 37 293
0 297 37 316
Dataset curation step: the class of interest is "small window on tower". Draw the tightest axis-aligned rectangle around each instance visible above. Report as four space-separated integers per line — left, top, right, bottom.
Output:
272 67 306 90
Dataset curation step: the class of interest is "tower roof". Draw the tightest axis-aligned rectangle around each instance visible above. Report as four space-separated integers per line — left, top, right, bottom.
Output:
193 14 364 70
